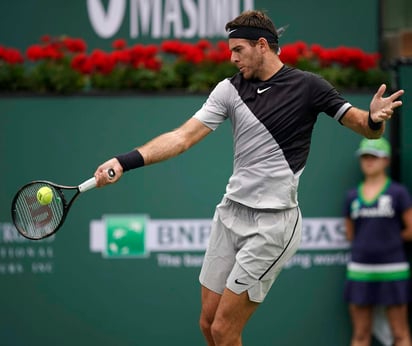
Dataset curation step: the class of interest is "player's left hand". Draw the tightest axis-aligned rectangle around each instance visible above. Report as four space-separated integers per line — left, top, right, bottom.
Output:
369 84 404 123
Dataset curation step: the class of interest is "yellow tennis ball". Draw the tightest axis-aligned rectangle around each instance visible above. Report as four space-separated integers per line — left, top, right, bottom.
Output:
37 186 53 205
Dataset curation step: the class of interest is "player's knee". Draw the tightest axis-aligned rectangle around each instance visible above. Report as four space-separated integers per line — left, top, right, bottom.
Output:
392 332 411 344
210 320 225 343
352 331 371 343
210 319 238 345
199 313 212 336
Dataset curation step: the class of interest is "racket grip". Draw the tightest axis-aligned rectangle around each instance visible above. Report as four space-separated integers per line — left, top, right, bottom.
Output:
79 177 97 192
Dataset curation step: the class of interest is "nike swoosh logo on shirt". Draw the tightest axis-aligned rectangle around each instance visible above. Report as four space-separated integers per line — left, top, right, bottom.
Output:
257 86 271 94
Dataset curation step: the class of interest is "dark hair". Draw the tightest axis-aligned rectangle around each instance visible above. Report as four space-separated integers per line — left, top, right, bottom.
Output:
225 10 279 52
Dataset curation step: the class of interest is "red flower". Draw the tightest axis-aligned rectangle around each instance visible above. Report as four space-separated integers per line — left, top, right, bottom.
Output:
280 43 301 65
62 37 87 53
182 45 204 63
26 45 45 61
26 43 64 61
42 44 64 60
196 39 212 51
71 53 93 74
161 40 183 54
144 44 158 57
111 50 131 64
144 57 162 71
89 49 115 74
112 39 127 50
0 46 24 64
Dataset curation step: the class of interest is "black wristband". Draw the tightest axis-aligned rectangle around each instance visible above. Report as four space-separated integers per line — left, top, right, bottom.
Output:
115 150 145 172
368 110 383 131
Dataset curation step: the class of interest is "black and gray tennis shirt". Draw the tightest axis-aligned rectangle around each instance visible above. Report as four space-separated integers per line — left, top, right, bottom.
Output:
193 65 352 210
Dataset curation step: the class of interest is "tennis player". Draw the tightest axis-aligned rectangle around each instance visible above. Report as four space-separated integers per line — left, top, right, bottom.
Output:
94 10 404 346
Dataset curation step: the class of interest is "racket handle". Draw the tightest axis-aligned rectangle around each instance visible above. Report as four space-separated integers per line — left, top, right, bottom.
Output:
79 177 97 192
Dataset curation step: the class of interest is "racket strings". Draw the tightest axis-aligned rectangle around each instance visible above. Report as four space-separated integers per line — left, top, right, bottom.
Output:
13 183 64 239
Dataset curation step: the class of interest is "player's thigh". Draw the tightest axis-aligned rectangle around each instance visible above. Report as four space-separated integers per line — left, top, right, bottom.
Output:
199 207 237 295
386 304 410 335
201 285 222 323
227 206 302 302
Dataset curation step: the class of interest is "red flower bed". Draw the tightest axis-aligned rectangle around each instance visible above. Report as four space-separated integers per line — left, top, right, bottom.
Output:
0 36 389 93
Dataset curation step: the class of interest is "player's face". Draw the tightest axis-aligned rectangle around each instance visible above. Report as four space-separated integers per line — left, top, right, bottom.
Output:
229 38 264 80
360 154 389 176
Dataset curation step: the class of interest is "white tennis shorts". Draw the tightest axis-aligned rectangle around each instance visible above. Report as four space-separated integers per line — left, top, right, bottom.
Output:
199 197 302 303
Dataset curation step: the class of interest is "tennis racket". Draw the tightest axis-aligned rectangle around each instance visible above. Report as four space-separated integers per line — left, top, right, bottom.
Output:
11 169 115 240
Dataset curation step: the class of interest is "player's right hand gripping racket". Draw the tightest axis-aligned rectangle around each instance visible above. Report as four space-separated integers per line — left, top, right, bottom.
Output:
11 169 115 240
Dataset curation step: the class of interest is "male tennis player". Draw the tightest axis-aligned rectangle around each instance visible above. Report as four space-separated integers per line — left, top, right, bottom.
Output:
94 10 404 346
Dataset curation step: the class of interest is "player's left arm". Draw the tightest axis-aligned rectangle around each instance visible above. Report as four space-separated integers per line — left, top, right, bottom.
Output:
341 84 404 138
400 208 412 241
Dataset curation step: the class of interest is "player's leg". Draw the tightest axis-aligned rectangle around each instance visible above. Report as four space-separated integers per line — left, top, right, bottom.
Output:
199 286 222 345
206 205 301 345
199 201 301 345
349 304 373 346
199 199 237 345
210 288 259 346
386 304 412 346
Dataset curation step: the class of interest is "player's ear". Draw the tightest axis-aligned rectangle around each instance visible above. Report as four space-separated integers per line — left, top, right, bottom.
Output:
257 37 269 51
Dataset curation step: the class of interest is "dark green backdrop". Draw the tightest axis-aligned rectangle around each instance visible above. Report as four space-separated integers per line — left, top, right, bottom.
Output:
0 92 375 346
2 1 412 346
1 67 411 345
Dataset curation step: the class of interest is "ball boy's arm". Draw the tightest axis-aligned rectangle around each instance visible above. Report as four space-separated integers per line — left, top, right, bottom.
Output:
401 208 412 241
94 117 212 187
344 217 355 242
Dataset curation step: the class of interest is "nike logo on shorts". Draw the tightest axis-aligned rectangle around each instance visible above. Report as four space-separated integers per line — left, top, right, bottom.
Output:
235 278 248 285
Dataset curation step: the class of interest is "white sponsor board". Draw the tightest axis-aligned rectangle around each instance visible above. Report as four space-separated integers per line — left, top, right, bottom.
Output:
90 216 349 255
87 0 255 39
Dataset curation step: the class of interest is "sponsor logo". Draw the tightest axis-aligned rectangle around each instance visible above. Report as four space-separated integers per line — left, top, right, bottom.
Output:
234 278 248 285
351 195 395 219
87 0 255 39
257 86 272 94
90 216 212 258
90 216 349 259
0 217 350 273
105 215 147 257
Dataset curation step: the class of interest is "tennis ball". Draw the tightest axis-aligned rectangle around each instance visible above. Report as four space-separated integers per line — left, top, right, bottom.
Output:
37 186 53 205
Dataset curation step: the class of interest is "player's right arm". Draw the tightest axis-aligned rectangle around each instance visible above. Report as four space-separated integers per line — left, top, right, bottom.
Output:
94 118 212 186
138 117 212 165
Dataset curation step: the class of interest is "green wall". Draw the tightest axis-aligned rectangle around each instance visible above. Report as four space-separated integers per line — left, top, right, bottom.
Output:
2 1 410 345
0 93 377 346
